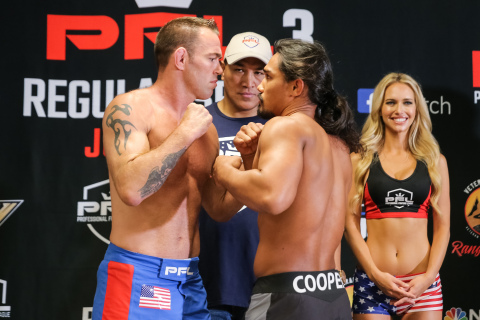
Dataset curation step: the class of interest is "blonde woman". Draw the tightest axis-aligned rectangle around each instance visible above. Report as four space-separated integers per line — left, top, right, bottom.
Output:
345 73 450 319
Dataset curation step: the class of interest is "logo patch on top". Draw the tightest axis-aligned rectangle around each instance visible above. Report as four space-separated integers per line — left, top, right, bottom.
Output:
139 285 171 310
242 36 260 48
385 188 413 209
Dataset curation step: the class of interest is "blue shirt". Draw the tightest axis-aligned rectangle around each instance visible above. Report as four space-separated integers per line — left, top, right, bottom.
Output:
198 102 267 308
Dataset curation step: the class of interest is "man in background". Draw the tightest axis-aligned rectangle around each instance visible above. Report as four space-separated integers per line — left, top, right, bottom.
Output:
199 31 272 320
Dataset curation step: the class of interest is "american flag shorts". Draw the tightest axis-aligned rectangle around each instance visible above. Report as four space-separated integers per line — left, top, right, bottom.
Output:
352 269 443 316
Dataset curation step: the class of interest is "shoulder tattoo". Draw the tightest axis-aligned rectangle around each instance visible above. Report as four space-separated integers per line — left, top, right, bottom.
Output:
105 104 137 155
138 148 187 198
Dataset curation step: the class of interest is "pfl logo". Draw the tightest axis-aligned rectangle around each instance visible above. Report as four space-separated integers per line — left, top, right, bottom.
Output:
46 12 224 61
473 51 480 104
0 279 11 318
473 51 480 88
165 267 194 276
385 188 413 209
76 180 112 244
242 36 260 48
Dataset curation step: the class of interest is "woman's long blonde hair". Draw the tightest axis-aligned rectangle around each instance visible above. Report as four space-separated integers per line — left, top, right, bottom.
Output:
352 73 442 214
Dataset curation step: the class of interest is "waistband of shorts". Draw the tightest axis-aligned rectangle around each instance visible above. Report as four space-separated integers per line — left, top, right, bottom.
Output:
105 242 199 279
355 268 440 282
252 270 346 302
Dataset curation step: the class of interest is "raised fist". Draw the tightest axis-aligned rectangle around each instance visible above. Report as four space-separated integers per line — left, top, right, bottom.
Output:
179 103 213 141
212 155 243 186
233 122 264 156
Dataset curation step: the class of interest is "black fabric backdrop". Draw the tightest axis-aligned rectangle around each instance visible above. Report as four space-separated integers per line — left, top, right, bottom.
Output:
1 0 479 319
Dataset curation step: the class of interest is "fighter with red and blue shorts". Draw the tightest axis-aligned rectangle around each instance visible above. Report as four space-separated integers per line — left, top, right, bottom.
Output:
92 243 211 320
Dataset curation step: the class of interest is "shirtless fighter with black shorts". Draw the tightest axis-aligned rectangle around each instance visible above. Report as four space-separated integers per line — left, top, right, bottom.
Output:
212 39 360 319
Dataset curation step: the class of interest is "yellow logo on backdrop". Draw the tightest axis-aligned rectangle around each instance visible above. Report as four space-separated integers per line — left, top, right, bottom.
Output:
465 187 480 237
0 200 23 227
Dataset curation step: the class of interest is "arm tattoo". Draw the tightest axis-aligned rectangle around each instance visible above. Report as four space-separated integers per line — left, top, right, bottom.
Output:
105 104 137 155
139 148 187 198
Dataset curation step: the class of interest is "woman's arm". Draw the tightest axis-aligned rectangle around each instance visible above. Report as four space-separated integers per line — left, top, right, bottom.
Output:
401 154 450 300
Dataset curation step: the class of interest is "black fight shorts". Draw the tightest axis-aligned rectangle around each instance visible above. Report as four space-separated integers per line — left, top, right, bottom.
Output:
245 270 351 320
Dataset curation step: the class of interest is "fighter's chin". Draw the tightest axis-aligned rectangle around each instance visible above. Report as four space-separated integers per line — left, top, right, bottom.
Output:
257 105 276 120
196 90 215 101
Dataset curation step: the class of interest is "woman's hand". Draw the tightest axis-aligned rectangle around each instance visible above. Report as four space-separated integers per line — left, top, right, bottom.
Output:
371 270 416 304
393 273 436 306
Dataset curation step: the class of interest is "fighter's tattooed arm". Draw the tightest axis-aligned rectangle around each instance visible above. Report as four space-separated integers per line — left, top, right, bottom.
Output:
138 148 186 198
105 104 137 155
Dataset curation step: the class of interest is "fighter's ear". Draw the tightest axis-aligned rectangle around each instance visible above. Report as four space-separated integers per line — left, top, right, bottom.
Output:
291 79 305 97
174 47 188 70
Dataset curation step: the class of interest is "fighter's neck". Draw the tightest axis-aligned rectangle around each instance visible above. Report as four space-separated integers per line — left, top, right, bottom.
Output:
151 76 196 113
280 101 316 118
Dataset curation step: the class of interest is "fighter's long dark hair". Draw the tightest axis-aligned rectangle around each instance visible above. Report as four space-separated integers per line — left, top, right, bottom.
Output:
275 39 360 153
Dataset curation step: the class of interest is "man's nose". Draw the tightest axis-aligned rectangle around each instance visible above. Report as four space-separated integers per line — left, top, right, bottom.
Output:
214 60 222 75
243 71 255 88
257 78 265 92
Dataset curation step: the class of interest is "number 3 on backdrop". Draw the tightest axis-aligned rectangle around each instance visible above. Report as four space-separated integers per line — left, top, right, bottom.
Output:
283 9 314 42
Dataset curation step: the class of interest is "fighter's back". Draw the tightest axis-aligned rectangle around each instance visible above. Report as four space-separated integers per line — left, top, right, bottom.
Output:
253 113 352 277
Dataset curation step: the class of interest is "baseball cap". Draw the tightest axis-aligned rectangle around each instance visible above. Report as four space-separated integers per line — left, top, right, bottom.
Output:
224 32 272 65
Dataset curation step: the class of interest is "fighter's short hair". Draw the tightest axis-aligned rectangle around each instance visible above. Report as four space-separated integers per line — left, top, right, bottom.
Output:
154 17 219 72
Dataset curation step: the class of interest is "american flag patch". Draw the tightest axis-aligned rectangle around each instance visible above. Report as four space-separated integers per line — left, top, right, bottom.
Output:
139 284 171 310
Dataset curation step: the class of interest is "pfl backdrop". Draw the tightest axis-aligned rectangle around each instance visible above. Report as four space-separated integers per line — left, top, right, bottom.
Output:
1 0 479 319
